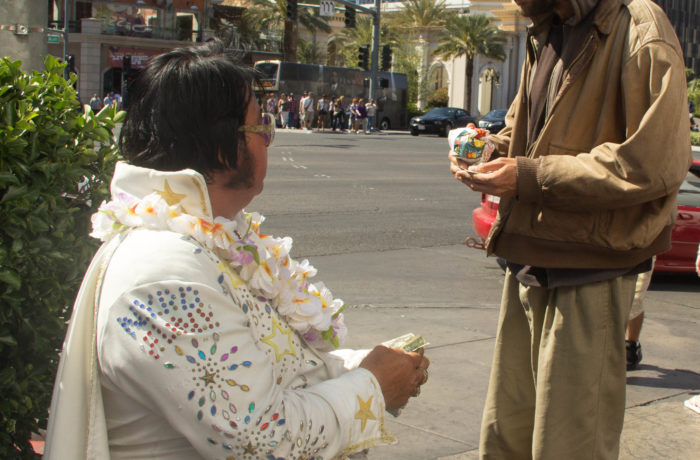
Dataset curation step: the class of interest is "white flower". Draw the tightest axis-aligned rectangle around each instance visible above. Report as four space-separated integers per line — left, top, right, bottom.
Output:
135 194 171 229
90 204 119 240
247 257 279 297
291 258 318 281
90 195 347 348
169 214 198 238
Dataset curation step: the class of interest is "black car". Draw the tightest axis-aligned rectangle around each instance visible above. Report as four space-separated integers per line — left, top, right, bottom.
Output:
478 109 507 133
410 107 476 137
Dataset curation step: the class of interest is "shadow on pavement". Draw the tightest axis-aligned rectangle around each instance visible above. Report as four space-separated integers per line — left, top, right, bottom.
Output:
649 272 700 293
626 364 700 391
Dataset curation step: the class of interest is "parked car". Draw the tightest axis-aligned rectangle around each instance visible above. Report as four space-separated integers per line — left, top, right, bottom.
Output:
410 107 476 137
478 109 507 133
471 160 700 274
655 160 700 272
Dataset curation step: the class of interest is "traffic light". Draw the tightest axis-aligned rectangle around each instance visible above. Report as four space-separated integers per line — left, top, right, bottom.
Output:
123 55 132 74
287 0 297 21
381 44 392 71
344 6 356 28
357 45 369 71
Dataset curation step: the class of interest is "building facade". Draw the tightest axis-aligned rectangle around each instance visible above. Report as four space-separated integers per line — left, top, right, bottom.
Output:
652 0 700 75
43 0 269 106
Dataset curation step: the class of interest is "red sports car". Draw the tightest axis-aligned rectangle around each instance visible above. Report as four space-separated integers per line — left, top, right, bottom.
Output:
471 160 700 273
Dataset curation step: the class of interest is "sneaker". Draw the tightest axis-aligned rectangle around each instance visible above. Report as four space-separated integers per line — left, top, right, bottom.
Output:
626 340 642 370
684 395 700 414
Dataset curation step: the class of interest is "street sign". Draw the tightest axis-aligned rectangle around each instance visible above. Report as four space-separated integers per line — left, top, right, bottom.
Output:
47 34 60 43
320 0 335 17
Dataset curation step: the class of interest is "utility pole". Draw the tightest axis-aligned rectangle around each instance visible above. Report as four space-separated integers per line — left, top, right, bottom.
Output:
46 0 70 78
63 0 69 79
368 0 380 101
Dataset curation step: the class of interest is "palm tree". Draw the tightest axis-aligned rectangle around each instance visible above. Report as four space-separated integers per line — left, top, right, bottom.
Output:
297 38 327 65
328 16 397 68
388 0 449 30
387 0 449 107
239 0 330 61
433 14 506 112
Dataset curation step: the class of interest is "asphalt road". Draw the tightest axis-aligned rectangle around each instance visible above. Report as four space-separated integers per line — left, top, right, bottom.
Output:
250 130 482 258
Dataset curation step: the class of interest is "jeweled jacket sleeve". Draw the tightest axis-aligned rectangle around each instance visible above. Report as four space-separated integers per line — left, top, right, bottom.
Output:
96 229 394 460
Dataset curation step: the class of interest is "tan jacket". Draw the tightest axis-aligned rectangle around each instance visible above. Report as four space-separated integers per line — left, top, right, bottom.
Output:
486 0 692 269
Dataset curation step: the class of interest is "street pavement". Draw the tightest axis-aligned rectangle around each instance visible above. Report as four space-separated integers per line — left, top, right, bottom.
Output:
252 129 700 460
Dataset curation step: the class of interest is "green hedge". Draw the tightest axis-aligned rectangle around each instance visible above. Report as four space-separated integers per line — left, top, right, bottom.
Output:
689 78 699 117
427 87 449 108
407 103 422 120
0 56 122 458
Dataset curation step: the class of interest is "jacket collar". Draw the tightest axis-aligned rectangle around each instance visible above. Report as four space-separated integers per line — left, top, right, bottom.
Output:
589 0 626 36
527 0 624 37
111 161 213 221
568 0 599 25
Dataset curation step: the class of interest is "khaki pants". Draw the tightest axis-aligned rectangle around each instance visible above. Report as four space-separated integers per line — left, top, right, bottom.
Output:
480 269 636 460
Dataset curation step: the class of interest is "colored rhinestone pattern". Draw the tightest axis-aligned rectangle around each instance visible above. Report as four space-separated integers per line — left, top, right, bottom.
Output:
113 257 331 458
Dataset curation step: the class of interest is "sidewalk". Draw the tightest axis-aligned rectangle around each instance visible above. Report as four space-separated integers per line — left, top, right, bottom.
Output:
31 246 699 458
314 244 700 460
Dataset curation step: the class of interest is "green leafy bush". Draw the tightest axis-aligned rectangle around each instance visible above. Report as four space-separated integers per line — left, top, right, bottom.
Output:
0 56 122 458
407 102 422 120
427 87 449 108
689 78 699 117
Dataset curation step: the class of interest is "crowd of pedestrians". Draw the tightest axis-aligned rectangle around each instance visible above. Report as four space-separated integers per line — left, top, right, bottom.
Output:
262 92 379 134
87 91 121 112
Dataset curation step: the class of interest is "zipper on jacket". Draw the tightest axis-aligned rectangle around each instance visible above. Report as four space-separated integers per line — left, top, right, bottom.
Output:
532 31 597 150
550 32 597 115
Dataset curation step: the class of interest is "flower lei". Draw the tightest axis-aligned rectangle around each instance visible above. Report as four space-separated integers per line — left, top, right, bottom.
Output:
90 191 347 350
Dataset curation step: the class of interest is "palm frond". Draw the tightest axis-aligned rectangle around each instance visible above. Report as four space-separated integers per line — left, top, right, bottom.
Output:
433 15 506 61
389 0 449 29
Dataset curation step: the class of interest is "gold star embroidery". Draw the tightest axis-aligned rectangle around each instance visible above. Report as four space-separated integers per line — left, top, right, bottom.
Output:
355 395 376 432
261 317 297 362
242 440 256 454
218 262 244 289
154 179 186 206
199 369 216 386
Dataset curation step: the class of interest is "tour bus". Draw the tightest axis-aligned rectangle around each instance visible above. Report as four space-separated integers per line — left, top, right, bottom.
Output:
254 60 408 130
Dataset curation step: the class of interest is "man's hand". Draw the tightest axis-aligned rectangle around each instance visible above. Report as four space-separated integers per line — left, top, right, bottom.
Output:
360 345 430 412
450 155 518 198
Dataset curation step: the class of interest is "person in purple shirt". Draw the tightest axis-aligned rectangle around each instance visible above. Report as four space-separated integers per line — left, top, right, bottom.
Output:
287 92 297 129
356 98 367 134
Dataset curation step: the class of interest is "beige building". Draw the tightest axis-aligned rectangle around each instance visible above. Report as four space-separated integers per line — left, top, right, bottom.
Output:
440 0 527 115
1 0 528 116
379 0 528 114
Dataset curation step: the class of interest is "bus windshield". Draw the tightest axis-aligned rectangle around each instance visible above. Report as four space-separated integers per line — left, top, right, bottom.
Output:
255 62 279 80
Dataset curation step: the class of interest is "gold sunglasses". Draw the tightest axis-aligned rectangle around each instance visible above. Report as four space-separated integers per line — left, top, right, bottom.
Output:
239 112 275 146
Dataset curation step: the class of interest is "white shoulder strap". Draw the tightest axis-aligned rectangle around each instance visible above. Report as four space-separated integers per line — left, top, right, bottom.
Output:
44 236 123 460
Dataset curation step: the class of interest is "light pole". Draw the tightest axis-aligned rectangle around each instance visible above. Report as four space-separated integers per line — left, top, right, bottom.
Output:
369 0 380 101
63 0 69 79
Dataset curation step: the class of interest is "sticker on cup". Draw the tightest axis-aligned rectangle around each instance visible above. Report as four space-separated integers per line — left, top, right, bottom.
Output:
449 123 494 165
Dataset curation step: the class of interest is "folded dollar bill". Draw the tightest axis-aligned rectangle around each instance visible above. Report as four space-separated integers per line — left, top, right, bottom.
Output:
382 333 428 352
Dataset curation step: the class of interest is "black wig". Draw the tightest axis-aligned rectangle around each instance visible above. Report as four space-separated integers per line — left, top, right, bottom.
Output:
118 40 258 180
